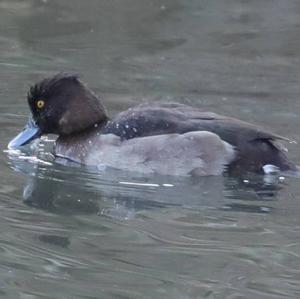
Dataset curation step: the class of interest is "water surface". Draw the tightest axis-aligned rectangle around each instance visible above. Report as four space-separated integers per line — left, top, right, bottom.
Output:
1 1 300 298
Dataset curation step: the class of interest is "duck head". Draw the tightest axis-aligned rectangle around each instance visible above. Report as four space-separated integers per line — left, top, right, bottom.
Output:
8 74 108 149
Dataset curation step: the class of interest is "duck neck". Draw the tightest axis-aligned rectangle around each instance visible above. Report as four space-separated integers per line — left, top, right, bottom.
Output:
55 118 109 150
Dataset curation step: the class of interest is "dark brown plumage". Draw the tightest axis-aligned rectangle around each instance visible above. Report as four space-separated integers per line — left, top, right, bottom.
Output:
102 103 295 173
9 74 297 175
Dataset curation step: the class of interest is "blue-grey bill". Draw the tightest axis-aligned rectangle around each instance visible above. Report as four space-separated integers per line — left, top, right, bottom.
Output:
8 118 41 149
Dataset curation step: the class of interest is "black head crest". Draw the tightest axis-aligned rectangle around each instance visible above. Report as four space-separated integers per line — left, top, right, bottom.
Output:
27 73 80 104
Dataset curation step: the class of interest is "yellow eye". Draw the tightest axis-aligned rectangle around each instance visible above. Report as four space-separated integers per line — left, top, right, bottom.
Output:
36 100 45 109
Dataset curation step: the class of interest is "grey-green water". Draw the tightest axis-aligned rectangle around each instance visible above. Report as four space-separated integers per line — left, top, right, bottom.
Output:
1 1 300 298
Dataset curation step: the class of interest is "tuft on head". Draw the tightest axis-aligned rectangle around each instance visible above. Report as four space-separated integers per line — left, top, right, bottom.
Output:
27 73 80 105
26 73 108 135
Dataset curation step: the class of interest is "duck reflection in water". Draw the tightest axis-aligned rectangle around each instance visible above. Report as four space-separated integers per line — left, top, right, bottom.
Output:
6 73 294 216
7 152 284 218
